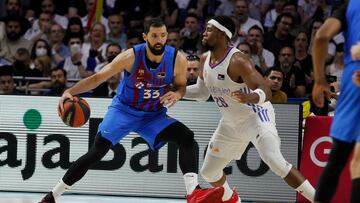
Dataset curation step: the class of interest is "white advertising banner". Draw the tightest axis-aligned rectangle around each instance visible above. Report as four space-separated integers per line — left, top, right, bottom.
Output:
0 95 301 202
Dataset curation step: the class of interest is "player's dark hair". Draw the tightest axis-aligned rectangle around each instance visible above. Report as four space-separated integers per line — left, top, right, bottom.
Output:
143 17 165 34
211 15 236 38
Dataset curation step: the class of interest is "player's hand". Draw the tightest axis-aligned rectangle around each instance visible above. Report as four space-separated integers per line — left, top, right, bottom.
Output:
312 80 331 108
160 91 181 108
58 90 73 116
351 42 360 60
353 70 360 86
231 90 258 104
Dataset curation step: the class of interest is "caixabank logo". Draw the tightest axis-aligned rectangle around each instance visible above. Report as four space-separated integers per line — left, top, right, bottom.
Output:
0 108 270 181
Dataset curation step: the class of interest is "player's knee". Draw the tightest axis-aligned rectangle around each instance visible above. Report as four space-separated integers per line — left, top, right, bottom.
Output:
262 154 292 178
178 128 195 146
200 164 223 183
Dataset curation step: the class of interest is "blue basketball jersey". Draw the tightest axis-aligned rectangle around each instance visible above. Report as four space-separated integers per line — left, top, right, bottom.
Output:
344 0 360 65
116 43 175 112
97 44 178 148
331 0 360 142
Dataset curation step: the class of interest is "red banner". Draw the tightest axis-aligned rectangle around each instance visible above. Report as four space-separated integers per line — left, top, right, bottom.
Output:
298 116 351 203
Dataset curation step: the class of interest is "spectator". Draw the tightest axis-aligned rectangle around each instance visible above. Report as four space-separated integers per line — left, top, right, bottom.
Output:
63 17 85 46
160 0 180 28
24 12 53 42
246 25 275 73
264 0 287 31
277 46 306 98
232 0 263 44
92 72 121 98
167 29 181 49
106 14 127 51
283 1 301 28
33 55 53 77
12 48 33 77
215 0 234 17
125 30 143 50
180 13 201 55
264 67 288 103
30 39 52 76
237 41 263 75
81 0 109 33
40 0 68 29
43 67 68 96
0 0 24 42
297 0 317 24
326 43 344 85
307 18 337 63
1 0 22 18
264 12 294 59
0 15 31 62
186 54 200 85
59 34 89 79
82 23 108 73
294 30 313 94
49 23 70 65
113 0 159 29
0 66 22 94
94 43 122 73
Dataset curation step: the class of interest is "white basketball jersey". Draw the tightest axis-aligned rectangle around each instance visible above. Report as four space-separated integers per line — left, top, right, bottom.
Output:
203 47 273 122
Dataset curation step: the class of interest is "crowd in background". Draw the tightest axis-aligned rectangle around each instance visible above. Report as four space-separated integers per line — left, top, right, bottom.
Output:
0 0 345 115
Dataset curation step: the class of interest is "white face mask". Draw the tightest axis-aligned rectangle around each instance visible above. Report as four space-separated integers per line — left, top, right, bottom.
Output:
36 48 47 57
70 44 81 55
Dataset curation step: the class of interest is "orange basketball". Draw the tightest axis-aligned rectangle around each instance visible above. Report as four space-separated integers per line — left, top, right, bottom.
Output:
60 96 91 127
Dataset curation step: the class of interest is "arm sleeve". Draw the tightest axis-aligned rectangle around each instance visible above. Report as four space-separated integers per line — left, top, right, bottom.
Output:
183 77 211 101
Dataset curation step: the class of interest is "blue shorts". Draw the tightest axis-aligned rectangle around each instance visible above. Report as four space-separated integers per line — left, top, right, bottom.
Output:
97 99 177 150
331 63 360 142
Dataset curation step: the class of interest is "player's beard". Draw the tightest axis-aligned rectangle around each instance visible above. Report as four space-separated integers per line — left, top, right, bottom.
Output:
147 41 165 55
202 42 214 51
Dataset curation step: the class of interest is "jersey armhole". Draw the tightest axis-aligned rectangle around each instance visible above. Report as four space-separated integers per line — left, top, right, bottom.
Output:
173 50 178 65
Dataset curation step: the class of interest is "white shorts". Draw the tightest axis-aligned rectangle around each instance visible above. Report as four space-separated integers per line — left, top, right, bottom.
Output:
207 104 279 160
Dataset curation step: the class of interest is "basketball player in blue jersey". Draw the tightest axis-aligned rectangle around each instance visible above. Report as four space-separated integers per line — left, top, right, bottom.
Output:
312 1 360 202
184 15 315 203
39 18 223 203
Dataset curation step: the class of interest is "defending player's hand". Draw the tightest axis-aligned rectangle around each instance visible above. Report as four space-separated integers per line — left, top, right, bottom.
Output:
312 81 331 108
58 90 74 116
160 91 181 108
353 70 360 86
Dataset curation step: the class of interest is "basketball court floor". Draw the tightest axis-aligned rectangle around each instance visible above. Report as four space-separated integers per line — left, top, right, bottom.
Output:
0 192 185 203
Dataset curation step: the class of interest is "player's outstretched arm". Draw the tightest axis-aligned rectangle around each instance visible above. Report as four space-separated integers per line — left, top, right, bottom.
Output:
183 53 211 101
58 49 135 114
312 18 342 108
230 52 271 104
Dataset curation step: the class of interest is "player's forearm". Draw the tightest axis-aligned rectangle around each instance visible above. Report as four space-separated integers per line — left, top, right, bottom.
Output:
312 35 329 83
66 74 103 95
176 85 186 98
183 77 210 101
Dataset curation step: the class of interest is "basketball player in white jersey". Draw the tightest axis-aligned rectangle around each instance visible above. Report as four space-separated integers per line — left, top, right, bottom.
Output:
184 15 315 203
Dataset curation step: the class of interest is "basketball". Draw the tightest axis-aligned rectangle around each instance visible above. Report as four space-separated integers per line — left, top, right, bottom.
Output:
60 96 91 127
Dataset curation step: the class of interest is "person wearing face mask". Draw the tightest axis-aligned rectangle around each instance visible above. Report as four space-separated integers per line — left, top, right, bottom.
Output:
58 34 92 81
94 43 122 73
29 39 52 77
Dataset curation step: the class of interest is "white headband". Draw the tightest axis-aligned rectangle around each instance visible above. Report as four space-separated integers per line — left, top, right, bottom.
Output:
208 19 233 39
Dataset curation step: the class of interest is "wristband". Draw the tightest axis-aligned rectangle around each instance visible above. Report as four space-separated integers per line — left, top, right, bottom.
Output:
253 88 266 104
